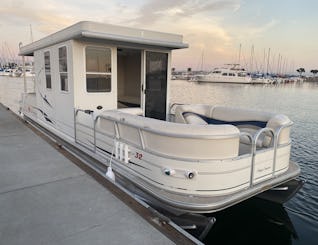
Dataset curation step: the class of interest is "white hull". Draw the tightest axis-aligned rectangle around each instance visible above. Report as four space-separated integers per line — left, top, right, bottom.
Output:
199 76 252 84
21 95 300 213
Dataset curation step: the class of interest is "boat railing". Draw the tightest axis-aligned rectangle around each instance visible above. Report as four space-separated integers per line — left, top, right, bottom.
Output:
74 108 292 188
249 128 275 187
93 114 144 153
74 108 94 148
168 102 185 121
247 122 292 187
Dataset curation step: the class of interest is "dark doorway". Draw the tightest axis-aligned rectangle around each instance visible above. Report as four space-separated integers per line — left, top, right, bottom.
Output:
117 48 141 108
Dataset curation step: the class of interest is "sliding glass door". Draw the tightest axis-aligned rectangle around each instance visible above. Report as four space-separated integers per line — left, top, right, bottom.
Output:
144 51 168 120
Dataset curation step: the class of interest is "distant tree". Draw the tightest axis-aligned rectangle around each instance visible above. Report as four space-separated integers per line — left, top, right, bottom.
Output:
310 69 318 76
172 67 176 72
296 68 305 76
187 67 192 72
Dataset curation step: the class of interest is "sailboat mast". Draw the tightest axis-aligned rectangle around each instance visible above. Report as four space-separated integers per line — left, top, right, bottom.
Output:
201 49 204 71
262 49 265 74
266 48 271 75
277 53 280 74
30 24 34 43
250 45 254 73
238 43 242 65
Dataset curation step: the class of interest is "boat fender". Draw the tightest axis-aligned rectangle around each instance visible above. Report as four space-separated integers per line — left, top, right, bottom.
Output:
185 171 196 179
163 168 176 176
106 166 115 181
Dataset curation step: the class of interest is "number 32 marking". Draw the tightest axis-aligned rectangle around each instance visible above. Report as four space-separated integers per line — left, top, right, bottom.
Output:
135 152 143 160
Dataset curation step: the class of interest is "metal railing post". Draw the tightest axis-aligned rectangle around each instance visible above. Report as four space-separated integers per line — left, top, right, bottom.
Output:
272 122 293 177
74 108 95 150
74 108 78 143
250 127 275 187
94 116 98 153
240 132 254 188
138 129 146 150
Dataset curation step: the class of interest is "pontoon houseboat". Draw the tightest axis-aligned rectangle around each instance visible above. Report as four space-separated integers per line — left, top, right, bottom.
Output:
19 21 300 214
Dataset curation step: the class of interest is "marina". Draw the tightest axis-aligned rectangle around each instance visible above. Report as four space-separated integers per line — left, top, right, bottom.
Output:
1 74 318 244
0 22 316 243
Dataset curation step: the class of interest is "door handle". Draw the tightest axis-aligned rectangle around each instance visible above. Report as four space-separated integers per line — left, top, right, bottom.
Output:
142 84 146 94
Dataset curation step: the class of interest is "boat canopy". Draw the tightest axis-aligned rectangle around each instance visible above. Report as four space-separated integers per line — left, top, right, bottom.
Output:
19 21 188 56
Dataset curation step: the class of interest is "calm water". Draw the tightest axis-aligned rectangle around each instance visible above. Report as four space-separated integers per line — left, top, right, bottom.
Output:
1 77 317 244
170 80 318 244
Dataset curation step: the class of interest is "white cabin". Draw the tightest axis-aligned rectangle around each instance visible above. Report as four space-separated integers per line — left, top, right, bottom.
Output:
19 21 188 137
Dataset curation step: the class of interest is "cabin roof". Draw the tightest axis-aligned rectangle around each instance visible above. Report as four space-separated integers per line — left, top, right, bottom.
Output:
19 21 188 56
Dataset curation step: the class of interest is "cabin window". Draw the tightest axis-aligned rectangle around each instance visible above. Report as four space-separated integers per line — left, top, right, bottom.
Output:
222 73 228 76
59 46 68 92
44 51 51 89
85 46 111 92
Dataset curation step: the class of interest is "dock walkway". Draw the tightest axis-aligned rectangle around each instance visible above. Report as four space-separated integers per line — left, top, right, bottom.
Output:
0 104 173 245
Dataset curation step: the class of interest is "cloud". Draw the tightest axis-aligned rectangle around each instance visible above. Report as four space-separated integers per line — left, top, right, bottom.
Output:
133 0 240 25
228 19 279 46
0 0 241 69
246 19 278 37
125 0 240 69
0 1 74 34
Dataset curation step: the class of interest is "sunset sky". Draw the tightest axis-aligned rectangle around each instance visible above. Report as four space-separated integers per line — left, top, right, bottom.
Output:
1 0 317 73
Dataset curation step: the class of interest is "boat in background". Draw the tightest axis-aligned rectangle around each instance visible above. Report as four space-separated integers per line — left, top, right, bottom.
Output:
197 64 252 84
251 73 273 84
0 68 14 76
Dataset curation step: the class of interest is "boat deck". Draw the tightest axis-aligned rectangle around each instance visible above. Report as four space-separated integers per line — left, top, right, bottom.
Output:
0 104 178 245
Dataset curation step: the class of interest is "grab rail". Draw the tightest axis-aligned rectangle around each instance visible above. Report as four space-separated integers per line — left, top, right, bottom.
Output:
74 108 94 144
74 108 293 189
272 122 293 177
241 122 292 188
93 114 148 153
250 127 275 187
94 114 240 142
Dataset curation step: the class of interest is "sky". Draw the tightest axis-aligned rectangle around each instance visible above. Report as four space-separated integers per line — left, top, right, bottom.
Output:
1 0 317 73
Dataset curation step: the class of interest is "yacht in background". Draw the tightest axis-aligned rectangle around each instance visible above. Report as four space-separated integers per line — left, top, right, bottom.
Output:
197 64 252 84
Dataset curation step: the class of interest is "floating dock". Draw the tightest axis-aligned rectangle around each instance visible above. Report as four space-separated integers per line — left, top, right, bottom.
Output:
0 104 200 245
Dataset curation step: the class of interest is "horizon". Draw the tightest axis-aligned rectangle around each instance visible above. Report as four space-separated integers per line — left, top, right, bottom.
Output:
0 0 317 74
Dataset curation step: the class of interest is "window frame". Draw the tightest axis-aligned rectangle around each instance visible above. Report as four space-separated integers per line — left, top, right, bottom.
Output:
85 46 112 93
44 50 52 89
58 46 69 92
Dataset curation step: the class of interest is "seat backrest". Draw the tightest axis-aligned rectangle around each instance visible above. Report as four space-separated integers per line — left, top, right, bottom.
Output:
98 109 240 160
211 106 274 123
174 104 213 124
183 112 208 125
266 114 292 145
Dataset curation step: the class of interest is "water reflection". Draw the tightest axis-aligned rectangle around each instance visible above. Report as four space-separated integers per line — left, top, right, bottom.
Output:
203 198 298 245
